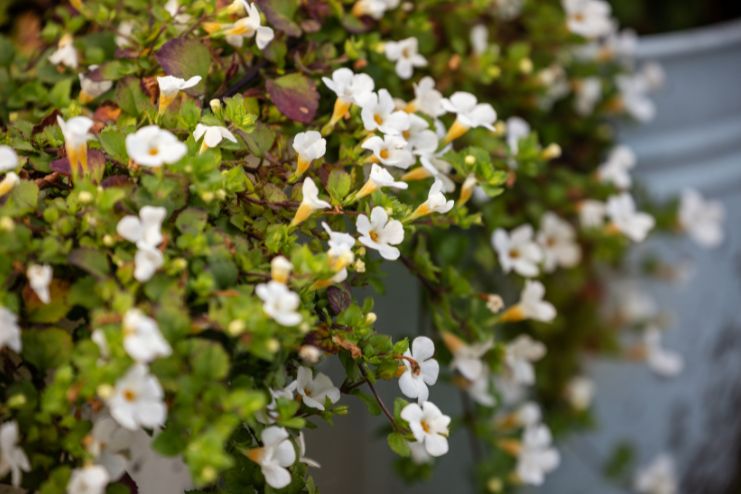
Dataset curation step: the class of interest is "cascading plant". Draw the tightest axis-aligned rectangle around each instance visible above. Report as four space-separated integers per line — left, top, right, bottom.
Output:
0 0 725 493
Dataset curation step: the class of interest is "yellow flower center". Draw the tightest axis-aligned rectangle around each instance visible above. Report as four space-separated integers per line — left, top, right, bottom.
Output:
421 420 430 434
148 147 159 156
123 389 137 402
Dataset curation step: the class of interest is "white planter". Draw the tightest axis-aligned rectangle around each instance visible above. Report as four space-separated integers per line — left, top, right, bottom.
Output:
544 18 741 494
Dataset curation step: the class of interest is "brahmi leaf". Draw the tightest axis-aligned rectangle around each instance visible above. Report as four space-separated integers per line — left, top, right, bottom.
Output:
155 37 211 94
266 73 318 123
255 0 302 37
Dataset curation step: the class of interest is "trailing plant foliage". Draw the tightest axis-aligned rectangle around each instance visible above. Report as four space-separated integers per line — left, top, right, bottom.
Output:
0 0 725 493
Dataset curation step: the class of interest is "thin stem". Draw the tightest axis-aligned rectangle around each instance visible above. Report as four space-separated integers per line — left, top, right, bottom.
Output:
358 363 398 432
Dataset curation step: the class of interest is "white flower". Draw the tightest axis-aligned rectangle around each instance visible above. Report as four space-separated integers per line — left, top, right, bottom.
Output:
562 0 613 39
290 177 332 227
606 193 655 242
87 416 134 480
57 115 94 176
617 73 656 122
297 433 320 468
384 37 427 79
322 68 375 126
122 309 171 363
408 440 433 464
351 0 400 19
270 256 293 284
643 327 684 378
635 454 678 494
403 114 438 156
565 376 595 411
27 264 53 304
362 135 415 169
679 188 725 248
598 145 636 189
442 332 494 381
49 33 78 69
67 465 109 494
356 206 404 261
256 281 302 326
536 212 581 272
467 370 496 406
0 146 18 173
117 206 167 282
224 1 274 49
193 124 237 153
321 222 355 283
504 335 546 385
165 0 191 24
126 126 187 167
0 421 30 487
398 336 440 404
516 424 560 485
578 199 607 228
470 25 489 55
115 21 135 49
0 172 19 198
515 402 543 427
494 0 525 19
574 77 602 116
355 163 408 200
409 179 454 220
361 89 410 135
509 280 557 323
288 366 340 411
400 401 450 457
492 225 543 277
441 92 497 143
292 131 326 176
247 427 296 489
0 308 21 353
107 364 167 430
256 387 294 424
79 66 113 103
411 77 444 117
156 75 201 113
506 116 531 160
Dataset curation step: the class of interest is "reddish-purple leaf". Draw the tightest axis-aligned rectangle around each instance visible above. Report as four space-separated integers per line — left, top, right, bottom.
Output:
266 73 318 123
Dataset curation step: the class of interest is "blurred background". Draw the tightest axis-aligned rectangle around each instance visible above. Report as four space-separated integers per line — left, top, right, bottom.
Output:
303 3 741 493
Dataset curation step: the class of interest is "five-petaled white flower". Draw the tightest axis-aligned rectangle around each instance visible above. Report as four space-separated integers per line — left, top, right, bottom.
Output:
598 145 636 189
351 0 400 19
320 222 355 284
0 146 18 173
635 454 678 494
79 66 113 103
27 263 53 304
156 75 201 114
223 1 274 49
470 25 489 55
492 225 543 277
292 131 326 177
403 114 438 156
57 115 94 176
256 281 302 326
122 309 171 363
503 280 557 323
384 37 427 79
247 426 296 489
362 135 415 169
0 421 30 487
193 124 237 153
679 188 725 248
565 375 595 411
355 163 408 200
616 72 656 122
516 424 560 485
107 364 167 430
290 177 332 227
117 206 167 282
409 179 454 221
361 89 410 135
400 401 451 457
49 33 78 69
643 327 684 378
574 77 602 116
441 92 497 144
442 332 494 381
356 206 404 261
0 308 21 353
87 415 134 480
537 212 581 272
398 336 440 404
411 77 445 117
126 126 187 167
578 199 607 228
562 0 613 39
67 465 110 494
322 68 375 126
504 334 546 385
606 193 655 242
288 366 341 411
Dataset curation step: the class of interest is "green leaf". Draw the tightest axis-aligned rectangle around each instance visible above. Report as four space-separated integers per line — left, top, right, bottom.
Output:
115 77 153 116
99 127 128 163
327 169 351 203
190 340 230 380
152 426 189 456
387 432 411 457
1 180 38 217
48 78 73 107
68 248 110 278
266 73 319 123
22 329 73 371
155 37 211 94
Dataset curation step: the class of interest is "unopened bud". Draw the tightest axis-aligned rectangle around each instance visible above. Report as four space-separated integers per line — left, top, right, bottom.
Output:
299 345 322 364
102 234 115 247
228 320 246 336
201 191 215 203
0 216 14 232
266 338 280 353
354 259 366 273
518 58 533 74
365 312 377 324
209 99 222 113
464 154 476 165
97 384 113 399
78 191 94 204
486 294 504 314
542 143 562 160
